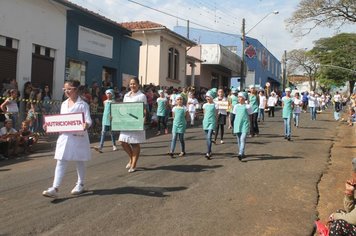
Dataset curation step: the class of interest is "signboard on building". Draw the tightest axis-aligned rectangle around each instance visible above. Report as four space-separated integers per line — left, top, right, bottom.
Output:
78 26 113 59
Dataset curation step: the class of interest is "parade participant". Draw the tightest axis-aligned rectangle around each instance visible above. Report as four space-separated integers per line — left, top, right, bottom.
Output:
156 90 168 135
42 79 92 198
94 89 117 153
202 89 217 160
0 89 19 129
308 91 317 120
248 85 259 137
119 77 147 173
292 92 303 127
282 88 293 141
228 87 238 131
257 90 267 122
267 91 277 117
233 92 252 161
213 88 227 144
187 92 199 126
168 95 188 158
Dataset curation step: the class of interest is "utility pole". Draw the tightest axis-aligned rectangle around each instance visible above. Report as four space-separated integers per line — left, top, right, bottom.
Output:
187 20 190 39
240 18 245 91
282 50 287 90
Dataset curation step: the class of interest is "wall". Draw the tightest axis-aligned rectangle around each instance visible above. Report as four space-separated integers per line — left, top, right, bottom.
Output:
0 0 66 99
132 32 161 86
66 11 139 90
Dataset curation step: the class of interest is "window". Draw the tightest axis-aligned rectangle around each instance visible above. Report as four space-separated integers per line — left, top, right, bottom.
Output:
168 47 179 80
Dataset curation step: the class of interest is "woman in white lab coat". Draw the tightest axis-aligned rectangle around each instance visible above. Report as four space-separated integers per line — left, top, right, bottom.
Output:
42 79 92 198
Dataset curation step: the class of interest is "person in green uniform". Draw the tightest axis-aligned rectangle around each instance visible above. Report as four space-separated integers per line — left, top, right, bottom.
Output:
94 89 117 153
282 88 294 141
168 95 188 158
248 85 259 137
202 90 217 160
233 92 253 160
228 87 239 132
156 90 169 135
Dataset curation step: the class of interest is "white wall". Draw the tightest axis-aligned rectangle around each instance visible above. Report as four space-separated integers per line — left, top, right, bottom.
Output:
0 0 67 99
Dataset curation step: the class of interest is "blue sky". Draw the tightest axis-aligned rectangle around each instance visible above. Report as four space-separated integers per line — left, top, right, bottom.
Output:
70 0 355 59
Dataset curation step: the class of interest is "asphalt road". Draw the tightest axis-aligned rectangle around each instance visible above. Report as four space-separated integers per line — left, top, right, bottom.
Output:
0 108 337 236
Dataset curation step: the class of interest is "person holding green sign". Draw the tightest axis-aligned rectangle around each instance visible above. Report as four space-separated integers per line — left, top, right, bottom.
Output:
119 77 147 173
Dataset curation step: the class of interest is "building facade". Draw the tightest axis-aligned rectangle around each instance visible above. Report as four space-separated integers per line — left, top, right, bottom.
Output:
0 0 140 100
120 21 196 88
174 26 281 91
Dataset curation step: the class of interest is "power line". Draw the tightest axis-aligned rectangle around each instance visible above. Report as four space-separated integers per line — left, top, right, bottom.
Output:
127 0 241 36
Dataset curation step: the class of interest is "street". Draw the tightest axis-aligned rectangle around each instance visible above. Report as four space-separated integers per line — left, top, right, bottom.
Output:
0 109 337 236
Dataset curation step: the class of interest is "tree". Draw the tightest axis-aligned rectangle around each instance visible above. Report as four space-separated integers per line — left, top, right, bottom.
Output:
287 49 319 91
310 33 356 94
286 0 356 36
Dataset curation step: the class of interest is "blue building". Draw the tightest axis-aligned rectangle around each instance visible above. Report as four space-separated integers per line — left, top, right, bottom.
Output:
174 26 281 91
58 0 141 90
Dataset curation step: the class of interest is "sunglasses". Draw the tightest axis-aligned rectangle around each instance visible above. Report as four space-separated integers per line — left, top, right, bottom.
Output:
62 87 76 92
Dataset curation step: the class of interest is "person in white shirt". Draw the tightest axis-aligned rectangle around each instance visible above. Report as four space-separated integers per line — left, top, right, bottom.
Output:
333 91 342 112
308 91 317 120
213 89 227 144
267 92 277 117
292 92 303 127
187 92 199 126
258 90 267 122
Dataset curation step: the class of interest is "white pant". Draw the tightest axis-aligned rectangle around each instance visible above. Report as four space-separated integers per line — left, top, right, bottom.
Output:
53 160 86 188
189 111 196 125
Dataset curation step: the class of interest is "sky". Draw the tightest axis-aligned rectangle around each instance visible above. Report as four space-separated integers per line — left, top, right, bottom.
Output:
70 0 355 60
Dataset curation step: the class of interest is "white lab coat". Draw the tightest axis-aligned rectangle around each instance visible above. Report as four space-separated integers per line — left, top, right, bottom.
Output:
54 96 92 161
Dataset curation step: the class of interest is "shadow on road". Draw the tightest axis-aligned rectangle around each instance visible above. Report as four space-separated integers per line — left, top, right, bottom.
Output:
140 164 223 172
51 186 187 203
241 154 303 162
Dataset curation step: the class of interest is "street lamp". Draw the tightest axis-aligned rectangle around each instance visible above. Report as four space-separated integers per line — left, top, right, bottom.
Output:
240 10 279 91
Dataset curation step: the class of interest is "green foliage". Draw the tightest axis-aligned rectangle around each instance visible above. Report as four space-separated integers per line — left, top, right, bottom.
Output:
310 33 356 93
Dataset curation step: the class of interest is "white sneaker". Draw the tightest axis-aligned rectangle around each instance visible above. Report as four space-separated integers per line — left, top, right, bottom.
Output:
113 145 117 151
42 187 58 198
71 184 85 195
220 140 224 144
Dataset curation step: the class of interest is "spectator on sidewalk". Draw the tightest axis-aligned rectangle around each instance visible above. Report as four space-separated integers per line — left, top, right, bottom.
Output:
18 120 38 154
328 158 356 235
0 119 19 157
1 89 19 129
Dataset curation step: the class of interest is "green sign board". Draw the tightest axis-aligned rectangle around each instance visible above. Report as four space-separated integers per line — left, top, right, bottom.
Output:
111 102 144 131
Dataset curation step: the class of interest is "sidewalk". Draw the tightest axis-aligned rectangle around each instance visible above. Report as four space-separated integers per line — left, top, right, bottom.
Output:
316 117 356 224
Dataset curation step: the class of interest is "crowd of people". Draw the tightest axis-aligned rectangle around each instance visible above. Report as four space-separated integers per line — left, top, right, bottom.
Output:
1 77 356 235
